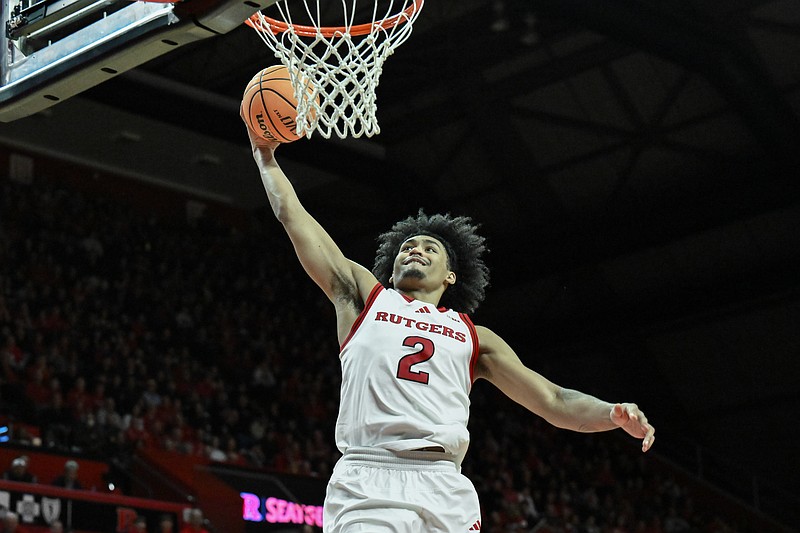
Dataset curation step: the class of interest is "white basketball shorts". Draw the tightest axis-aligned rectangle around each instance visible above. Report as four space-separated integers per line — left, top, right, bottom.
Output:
323 447 482 532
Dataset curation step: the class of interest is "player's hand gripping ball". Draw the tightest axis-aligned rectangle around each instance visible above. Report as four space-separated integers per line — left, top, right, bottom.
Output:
242 65 318 143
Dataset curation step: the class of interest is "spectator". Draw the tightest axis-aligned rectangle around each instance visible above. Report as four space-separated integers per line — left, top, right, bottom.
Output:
0 511 32 533
24 362 51 408
205 436 226 462
51 460 83 490
0 336 21 391
179 509 209 533
38 391 73 446
141 378 162 409
158 514 175 533
0 511 18 533
2 456 37 484
664 506 690 532
126 515 147 533
65 376 89 421
0 335 26 372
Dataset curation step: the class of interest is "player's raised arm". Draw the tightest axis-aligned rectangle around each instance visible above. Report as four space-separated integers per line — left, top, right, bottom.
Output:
241 109 377 314
474 325 656 452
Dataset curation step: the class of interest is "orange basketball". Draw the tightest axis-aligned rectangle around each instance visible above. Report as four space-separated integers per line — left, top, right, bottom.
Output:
242 65 316 143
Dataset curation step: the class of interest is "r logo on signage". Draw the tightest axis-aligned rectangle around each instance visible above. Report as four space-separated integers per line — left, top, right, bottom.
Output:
116 507 138 532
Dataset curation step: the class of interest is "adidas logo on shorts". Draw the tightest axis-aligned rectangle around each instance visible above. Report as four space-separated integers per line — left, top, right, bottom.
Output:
468 520 481 530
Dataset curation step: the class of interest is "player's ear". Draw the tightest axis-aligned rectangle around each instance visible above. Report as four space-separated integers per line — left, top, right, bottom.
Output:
389 275 394 286
445 271 456 286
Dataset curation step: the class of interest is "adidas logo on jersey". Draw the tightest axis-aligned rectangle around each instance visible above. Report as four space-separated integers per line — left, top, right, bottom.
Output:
468 519 481 530
415 306 431 313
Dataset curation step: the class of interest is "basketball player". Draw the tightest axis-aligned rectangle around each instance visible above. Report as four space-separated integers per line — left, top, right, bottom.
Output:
241 111 655 532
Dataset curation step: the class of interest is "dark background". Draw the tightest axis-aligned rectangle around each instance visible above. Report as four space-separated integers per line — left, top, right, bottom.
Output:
2 0 799 520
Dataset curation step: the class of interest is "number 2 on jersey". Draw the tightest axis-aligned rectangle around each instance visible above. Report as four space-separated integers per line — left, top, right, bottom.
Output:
396 336 434 384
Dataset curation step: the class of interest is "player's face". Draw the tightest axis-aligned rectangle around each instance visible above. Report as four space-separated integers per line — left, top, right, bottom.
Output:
392 235 455 289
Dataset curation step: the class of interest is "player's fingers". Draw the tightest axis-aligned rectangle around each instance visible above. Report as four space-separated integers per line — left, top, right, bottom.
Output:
642 433 655 452
641 422 655 450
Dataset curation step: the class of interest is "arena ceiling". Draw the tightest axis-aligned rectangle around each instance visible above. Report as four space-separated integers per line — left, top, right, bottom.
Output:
2 0 799 522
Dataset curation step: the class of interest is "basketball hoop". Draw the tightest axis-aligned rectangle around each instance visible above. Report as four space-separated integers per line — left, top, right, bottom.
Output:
246 0 424 139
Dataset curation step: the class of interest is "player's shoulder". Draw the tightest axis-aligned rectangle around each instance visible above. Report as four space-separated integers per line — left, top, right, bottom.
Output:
331 261 378 309
471 324 510 354
350 260 381 300
472 323 495 337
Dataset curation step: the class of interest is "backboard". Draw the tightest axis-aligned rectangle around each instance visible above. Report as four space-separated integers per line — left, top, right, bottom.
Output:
1 0 276 122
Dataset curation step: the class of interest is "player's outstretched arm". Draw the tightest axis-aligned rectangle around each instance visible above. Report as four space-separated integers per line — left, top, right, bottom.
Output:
474 325 655 452
241 112 377 314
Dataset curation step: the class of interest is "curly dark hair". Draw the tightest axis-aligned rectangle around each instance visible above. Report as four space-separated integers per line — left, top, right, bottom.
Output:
372 210 490 314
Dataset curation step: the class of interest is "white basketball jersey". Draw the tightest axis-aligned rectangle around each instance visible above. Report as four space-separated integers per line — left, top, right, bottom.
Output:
335 284 480 466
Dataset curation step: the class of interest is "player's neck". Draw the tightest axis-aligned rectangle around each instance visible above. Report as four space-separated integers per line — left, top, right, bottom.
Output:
396 287 443 307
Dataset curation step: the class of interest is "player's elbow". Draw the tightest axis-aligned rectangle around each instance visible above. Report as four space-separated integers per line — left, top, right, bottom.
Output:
271 198 290 223
270 195 300 225
542 388 580 431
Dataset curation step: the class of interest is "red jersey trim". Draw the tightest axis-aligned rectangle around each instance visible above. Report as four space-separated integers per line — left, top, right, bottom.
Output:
339 283 384 352
399 291 446 313
460 312 480 386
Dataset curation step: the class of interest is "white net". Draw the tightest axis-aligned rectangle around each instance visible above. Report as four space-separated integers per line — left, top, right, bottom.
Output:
248 0 423 139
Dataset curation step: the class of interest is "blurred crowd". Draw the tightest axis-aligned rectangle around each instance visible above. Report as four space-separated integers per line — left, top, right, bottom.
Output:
0 174 747 532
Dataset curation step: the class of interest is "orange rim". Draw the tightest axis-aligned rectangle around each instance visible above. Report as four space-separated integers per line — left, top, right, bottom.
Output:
246 0 423 38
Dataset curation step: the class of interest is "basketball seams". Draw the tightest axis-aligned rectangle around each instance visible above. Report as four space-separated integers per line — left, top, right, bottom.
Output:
257 87 286 142
263 87 296 142
261 88 293 143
